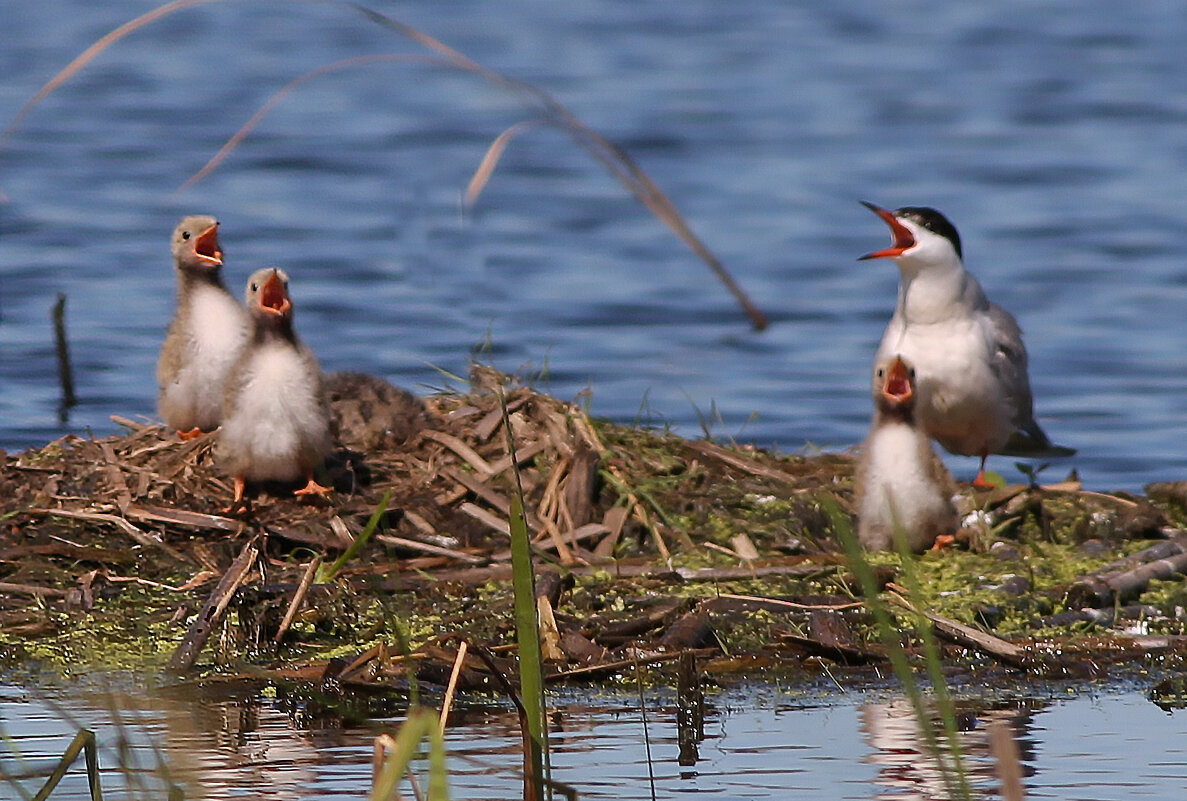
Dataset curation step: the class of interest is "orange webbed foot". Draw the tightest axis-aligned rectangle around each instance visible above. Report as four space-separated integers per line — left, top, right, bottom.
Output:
177 427 206 442
931 534 957 550
294 478 333 498
971 472 996 490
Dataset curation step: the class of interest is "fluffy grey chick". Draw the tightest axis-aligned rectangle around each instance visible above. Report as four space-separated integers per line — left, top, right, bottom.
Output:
218 268 332 506
855 355 958 552
157 215 248 438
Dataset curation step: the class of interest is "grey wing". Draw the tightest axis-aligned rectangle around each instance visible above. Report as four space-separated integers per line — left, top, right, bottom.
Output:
985 303 1036 425
985 302 1060 453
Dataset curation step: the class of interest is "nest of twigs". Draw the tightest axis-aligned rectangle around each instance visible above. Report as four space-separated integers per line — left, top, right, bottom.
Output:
4 369 1187 693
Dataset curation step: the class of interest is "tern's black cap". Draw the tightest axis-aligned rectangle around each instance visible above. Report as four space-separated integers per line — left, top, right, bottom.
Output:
896 207 962 260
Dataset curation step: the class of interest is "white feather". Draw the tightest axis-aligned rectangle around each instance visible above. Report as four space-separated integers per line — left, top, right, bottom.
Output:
220 341 329 483
858 421 953 552
159 283 247 430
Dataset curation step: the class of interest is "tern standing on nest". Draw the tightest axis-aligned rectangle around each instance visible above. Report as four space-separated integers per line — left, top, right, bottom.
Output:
218 268 332 507
859 202 1073 487
157 215 249 440
856 355 958 552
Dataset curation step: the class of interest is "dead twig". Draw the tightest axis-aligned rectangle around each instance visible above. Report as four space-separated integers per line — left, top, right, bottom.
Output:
34 508 191 564
51 293 77 420
421 430 494 476
274 556 322 644
439 640 468 735
886 590 1030 670
165 538 259 673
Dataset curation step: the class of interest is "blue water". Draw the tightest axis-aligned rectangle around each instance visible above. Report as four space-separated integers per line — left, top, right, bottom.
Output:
4 681 1186 800
3 1 1187 491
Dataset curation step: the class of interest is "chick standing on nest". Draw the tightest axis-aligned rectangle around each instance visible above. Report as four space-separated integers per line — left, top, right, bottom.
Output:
157 215 248 439
855 355 958 552
218 268 332 507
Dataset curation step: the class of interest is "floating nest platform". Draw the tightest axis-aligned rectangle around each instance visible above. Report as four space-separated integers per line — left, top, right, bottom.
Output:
4 372 1187 697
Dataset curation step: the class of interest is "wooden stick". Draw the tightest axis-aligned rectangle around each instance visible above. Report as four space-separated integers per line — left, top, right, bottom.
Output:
439 641 469 736
374 534 486 564
459 502 510 537
421 430 493 476
887 591 1029 669
273 556 322 644
0 581 71 598
51 292 77 417
685 440 801 486
125 503 244 533
34 507 191 564
166 539 259 673
485 438 550 477
1066 535 1187 608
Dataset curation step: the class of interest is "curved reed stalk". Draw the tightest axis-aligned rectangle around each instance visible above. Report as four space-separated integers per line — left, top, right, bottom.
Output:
3 0 768 329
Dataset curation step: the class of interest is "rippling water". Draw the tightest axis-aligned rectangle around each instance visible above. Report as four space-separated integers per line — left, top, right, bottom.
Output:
3 681 1186 800
2 1 1186 491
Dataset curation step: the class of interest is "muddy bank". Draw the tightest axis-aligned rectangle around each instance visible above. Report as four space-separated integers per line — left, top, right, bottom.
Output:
3 373 1187 695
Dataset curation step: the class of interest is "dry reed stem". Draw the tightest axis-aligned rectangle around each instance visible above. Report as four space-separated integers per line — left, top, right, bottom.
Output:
179 52 447 191
1 0 233 149
486 439 550 477
593 506 628 557
439 640 468 736
458 502 510 537
536 596 564 661
464 119 548 205
338 642 385 682
374 534 485 564
371 733 398 797
421 430 494 476
0 582 71 598
274 556 322 644
989 720 1027 801
35 507 190 564
717 593 864 612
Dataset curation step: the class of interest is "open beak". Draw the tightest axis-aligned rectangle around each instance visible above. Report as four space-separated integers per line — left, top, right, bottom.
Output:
258 270 291 317
858 201 915 260
883 356 914 404
193 223 224 266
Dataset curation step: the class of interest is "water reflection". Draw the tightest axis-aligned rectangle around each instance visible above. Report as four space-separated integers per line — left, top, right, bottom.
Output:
3 682 1187 800
860 698 1038 800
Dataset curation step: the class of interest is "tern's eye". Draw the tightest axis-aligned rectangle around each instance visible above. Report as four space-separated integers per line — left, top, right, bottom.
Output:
181 231 191 240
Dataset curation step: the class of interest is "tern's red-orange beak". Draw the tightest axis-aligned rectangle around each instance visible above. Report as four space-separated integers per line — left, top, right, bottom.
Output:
193 223 223 266
883 356 913 404
858 201 915 260
259 271 291 317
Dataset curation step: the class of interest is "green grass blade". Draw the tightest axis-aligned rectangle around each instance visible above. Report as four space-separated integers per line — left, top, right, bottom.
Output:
320 490 392 583
500 387 549 799
824 497 971 801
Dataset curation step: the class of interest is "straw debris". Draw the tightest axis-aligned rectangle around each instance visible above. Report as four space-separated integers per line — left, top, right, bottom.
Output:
3 371 1187 687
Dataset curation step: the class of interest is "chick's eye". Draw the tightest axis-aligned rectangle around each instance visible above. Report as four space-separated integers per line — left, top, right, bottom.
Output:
250 283 258 291
909 368 916 378
181 231 191 240
876 368 885 378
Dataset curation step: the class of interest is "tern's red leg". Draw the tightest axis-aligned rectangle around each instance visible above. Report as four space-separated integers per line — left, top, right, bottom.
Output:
221 475 249 514
972 453 995 489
